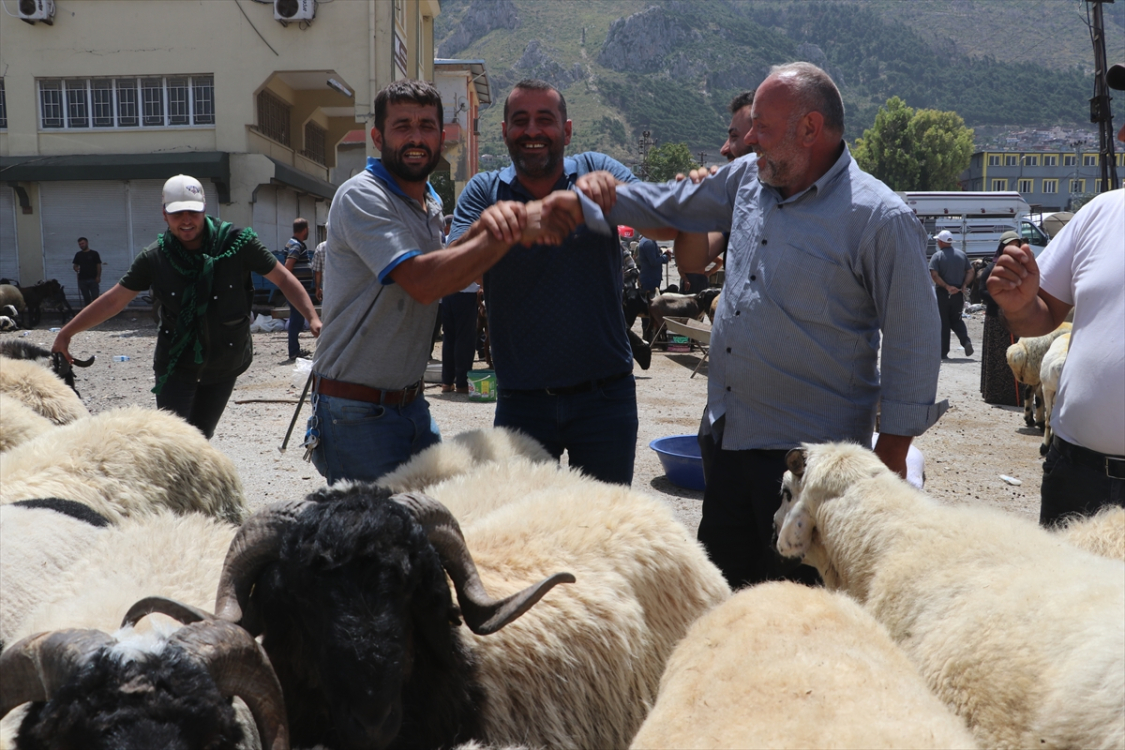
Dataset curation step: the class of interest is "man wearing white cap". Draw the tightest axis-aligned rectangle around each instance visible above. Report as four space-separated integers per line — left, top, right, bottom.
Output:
929 229 974 359
53 174 320 438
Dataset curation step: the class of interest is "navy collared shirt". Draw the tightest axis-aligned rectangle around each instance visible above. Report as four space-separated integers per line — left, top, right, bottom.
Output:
580 148 945 450
449 153 637 390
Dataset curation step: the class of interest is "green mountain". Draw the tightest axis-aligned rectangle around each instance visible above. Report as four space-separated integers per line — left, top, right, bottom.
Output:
435 0 1124 169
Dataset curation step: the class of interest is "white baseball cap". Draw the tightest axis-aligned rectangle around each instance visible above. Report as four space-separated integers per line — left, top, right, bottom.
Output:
162 175 206 213
934 230 955 244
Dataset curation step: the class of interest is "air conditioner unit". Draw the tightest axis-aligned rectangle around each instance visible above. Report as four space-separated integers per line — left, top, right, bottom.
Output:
274 0 315 22
17 0 55 24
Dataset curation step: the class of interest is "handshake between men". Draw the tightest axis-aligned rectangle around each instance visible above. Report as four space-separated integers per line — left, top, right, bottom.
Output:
468 189 588 247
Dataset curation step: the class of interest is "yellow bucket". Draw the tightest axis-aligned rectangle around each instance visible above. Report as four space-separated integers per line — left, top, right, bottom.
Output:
467 369 497 402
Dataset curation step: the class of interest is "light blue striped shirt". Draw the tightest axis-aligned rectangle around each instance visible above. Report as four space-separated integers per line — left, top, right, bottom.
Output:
581 147 945 450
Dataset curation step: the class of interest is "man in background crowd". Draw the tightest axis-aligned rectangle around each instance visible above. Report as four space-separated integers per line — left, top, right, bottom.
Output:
72 237 102 307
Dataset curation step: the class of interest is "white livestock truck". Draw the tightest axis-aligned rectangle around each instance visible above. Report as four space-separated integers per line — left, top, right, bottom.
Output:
898 191 1051 259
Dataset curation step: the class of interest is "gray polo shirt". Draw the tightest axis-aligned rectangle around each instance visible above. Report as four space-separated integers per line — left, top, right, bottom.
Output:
314 159 444 390
929 244 970 288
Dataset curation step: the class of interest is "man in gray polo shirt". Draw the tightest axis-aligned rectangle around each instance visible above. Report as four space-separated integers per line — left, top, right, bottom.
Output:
929 229 974 359
308 80 578 484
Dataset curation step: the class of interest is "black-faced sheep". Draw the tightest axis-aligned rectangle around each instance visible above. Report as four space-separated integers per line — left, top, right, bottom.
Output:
4 279 73 327
0 339 95 398
774 442 1125 750
1058 504 1125 561
0 356 89 425
1005 322 1070 430
630 582 976 749
0 394 53 452
0 617 288 750
0 406 247 524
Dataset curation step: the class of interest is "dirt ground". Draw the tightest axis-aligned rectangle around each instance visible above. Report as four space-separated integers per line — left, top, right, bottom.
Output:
12 304 1048 531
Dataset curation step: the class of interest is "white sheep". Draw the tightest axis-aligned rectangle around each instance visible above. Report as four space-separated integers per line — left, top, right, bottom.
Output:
0 393 53 452
0 501 109 648
377 426 554 494
1058 505 1125 561
1038 330 1070 454
8 433 730 750
630 582 977 749
774 441 1125 750
1006 322 1071 430
0 355 89 424
0 405 247 524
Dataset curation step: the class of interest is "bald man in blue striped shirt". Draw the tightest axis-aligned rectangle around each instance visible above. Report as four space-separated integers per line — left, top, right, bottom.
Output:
571 62 945 589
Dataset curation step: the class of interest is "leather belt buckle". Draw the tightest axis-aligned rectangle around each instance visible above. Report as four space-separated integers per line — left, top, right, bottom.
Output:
1107 456 1125 480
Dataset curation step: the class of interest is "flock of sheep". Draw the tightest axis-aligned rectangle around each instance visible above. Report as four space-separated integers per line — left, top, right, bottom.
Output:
1 341 1123 749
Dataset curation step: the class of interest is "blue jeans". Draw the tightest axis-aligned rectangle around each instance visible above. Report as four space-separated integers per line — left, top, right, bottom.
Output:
288 303 306 359
308 391 441 485
494 374 638 485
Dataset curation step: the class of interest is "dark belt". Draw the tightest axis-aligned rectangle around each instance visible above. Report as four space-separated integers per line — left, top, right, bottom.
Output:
313 375 423 406
502 371 630 397
1053 436 1125 480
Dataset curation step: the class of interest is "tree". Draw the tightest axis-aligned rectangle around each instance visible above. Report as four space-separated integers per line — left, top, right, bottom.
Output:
430 171 455 215
646 142 698 182
853 97 973 191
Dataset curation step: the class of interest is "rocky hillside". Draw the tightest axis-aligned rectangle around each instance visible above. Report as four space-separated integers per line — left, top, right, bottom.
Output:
435 0 1124 168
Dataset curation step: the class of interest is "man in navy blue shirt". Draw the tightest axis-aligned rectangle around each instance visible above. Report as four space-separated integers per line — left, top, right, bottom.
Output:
450 79 673 485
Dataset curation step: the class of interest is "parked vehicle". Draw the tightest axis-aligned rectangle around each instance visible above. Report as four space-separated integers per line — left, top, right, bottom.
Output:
899 191 1051 259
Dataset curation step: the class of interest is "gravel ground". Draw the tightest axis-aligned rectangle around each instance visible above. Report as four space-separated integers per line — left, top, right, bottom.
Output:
16 307 1045 528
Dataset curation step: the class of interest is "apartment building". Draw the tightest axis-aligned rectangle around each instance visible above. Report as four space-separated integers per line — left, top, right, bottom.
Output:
959 148 1124 212
0 0 439 293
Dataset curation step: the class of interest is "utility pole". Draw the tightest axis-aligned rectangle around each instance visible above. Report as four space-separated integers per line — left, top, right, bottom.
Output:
697 150 707 168
1087 0 1120 191
637 130 652 180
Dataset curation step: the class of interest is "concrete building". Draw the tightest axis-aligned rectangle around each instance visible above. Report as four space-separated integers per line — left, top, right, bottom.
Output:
960 148 1124 212
0 0 439 295
433 59 492 200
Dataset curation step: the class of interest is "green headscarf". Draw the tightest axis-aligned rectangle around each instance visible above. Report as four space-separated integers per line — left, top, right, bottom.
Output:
153 216 257 394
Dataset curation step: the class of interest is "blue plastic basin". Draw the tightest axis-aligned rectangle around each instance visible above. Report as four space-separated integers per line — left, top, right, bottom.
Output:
649 435 705 491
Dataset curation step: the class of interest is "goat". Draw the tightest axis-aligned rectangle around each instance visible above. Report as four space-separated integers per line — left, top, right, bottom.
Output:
0 617 288 750
11 280 73 327
630 582 976 749
774 441 1125 750
1006 322 1070 430
646 288 721 345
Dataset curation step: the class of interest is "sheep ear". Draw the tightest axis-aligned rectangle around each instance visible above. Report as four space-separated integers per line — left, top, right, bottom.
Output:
785 448 807 477
776 499 815 559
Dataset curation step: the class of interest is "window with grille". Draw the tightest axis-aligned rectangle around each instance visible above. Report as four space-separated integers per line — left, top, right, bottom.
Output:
1005 155 1018 166
37 76 214 129
303 121 327 165
1042 179 1057 194
1018 179 1033 193
988 155 1001 166
991 179 1007 191
0 79 6 129
255 89 291 147
1083 155 1097 166
1044 155 1057 166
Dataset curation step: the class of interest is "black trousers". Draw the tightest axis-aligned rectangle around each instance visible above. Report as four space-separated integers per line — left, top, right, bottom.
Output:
155 371 237 439
1040 437 1125 527
697 416 821 590
935 288 970 357
440 291 478 389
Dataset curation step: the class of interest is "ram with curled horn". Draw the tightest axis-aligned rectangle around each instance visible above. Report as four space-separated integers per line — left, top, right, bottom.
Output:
134 487 575 750
0 617 289 750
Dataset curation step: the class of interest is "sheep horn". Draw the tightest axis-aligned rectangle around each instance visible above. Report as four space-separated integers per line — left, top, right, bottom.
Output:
392 492 576 636
0 629 114 717
214 499 311 629
121 596 215 628
172 620 290 750
72 354 95 367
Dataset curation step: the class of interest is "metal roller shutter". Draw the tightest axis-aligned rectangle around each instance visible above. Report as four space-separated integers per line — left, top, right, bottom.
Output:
276 187 298 251
129 179 171 260
253 184 280 255
40 181 130 299
0 187 18 282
